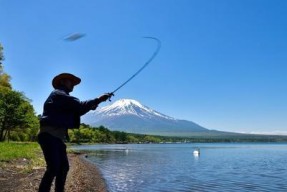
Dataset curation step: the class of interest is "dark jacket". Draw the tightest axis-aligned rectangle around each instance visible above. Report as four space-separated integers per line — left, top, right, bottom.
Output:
40 88 99 129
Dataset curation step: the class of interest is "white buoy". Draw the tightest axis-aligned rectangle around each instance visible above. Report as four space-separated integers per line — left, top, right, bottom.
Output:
193 148 200 156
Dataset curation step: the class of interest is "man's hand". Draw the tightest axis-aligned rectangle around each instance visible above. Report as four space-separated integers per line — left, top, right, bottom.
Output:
98 93 114 102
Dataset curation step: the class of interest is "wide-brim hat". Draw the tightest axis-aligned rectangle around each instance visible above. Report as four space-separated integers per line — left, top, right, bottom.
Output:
52 73 81 89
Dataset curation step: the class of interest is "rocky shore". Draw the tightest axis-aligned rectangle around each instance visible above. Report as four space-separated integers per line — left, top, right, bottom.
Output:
0 153 107 192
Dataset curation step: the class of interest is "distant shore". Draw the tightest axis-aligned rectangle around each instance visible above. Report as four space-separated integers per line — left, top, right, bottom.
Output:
0 153 107 192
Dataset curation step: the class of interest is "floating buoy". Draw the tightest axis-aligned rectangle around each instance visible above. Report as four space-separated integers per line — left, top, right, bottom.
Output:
193 148 200 156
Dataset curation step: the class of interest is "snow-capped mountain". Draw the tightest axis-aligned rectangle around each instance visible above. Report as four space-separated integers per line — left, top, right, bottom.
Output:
94 99 175 120
82 99 209 136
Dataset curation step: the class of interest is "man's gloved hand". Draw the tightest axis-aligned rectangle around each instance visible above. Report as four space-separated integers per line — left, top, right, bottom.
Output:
98 93 114 102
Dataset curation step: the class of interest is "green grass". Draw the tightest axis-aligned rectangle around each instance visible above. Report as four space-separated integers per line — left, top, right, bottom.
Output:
0 142 41 161
0 142 45 172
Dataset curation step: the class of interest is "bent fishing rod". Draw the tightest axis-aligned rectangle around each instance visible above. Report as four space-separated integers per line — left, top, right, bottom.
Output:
111 37 161 93
104 37 161 100
64 34 161 100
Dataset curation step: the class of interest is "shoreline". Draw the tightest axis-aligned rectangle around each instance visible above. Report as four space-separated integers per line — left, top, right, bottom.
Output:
67 153 108 192
0 153 108 192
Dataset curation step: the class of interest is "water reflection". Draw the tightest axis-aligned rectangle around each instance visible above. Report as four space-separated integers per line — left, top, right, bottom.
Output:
76 143 287 192
193 153 200 160
193 148 200 156
124 148 129 155
91 148 130 159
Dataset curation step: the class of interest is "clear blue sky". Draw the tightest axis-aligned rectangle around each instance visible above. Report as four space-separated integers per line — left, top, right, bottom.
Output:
1 0 287 135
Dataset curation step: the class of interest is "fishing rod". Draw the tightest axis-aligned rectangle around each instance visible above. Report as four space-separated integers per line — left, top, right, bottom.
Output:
64 34 161 100
110 37 161 95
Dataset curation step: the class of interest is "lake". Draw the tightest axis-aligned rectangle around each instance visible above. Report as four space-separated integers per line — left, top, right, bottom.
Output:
72 143 287 192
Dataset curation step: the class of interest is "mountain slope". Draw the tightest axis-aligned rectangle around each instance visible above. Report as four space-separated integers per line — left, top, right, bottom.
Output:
82 99 210 136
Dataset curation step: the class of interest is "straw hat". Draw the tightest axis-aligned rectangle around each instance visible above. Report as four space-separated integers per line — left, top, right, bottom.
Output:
52 73 81 89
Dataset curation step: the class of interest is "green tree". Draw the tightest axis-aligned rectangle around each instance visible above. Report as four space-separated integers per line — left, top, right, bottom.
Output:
0 42 39 142
126 135 139 143
113 131 128 143
0 44 11 89
143 135 161 143
98 126 115 143
0 87 38 141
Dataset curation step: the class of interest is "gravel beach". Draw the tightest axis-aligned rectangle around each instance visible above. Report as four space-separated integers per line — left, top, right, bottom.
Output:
0 153 107 192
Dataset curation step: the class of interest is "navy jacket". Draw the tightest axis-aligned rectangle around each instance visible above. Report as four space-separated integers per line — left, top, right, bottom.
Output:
40 88 99 129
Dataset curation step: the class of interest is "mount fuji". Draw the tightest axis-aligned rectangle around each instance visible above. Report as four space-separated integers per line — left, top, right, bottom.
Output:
82 99 213 136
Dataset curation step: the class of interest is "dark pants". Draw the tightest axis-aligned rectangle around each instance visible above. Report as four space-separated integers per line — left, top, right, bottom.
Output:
38 133 69 192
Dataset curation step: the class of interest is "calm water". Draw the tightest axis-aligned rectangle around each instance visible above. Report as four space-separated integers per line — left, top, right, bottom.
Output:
72 143 287 192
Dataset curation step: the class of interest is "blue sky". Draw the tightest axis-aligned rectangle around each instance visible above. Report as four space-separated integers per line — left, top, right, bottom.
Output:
1 0 287 134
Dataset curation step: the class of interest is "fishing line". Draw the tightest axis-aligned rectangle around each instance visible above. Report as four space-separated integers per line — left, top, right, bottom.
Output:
63 34 161 99
110 37 161 95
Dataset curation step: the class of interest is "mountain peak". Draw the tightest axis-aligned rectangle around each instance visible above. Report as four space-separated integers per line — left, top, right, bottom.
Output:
96 98 175 120
82 98 209 136
112 99 144 108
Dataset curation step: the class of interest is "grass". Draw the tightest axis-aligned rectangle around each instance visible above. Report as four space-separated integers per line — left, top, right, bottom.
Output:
0 142 41 161
0 142 45 172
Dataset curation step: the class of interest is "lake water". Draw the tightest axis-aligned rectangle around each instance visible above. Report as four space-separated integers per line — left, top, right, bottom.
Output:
72 143 287 192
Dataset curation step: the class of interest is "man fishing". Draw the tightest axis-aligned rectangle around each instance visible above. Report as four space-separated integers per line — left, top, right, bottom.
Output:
37 73 113 192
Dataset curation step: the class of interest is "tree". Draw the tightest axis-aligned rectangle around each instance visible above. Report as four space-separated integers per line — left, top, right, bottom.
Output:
0 42 39 141
143 135 161 143
126 135 139 143
113 131 128 143
0 44 11 89
0 87 38 141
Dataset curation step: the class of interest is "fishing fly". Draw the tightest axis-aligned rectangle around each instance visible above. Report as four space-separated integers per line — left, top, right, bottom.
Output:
63 33 86 41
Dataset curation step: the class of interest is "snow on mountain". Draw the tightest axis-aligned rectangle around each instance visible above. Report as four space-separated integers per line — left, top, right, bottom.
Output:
82 99 209 136
96 99 175 120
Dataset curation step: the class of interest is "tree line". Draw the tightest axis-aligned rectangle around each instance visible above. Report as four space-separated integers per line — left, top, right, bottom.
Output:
68 124 167 144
